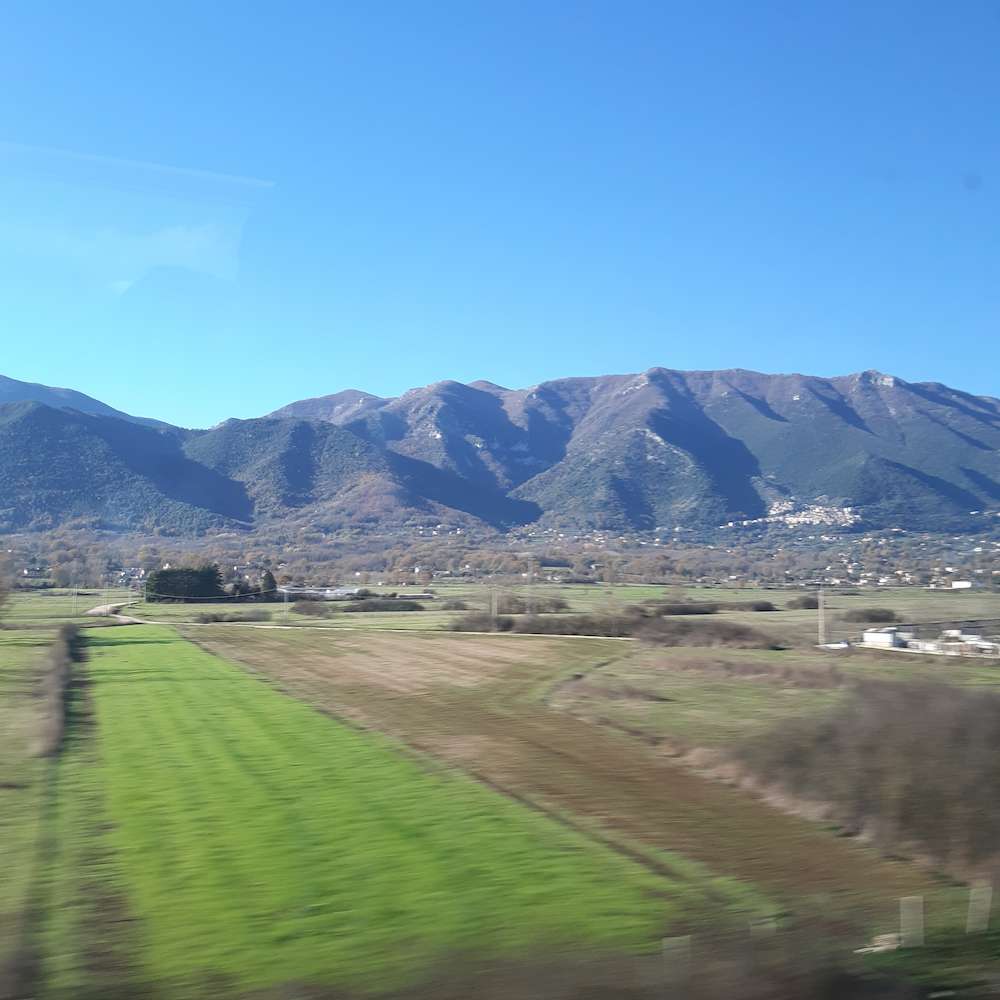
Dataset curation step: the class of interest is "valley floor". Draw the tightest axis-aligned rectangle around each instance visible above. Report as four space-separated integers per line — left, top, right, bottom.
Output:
4 584 1000 998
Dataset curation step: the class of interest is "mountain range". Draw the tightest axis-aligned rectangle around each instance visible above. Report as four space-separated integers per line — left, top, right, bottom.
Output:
1 368 999 537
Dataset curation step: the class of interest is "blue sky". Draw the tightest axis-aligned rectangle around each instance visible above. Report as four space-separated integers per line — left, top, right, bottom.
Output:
1 1 998 427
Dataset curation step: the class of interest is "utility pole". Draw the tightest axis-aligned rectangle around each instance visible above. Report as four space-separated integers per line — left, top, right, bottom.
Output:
283 588 289 620
818 585 826 646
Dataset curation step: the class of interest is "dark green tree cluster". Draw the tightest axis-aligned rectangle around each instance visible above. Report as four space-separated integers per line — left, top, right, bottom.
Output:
145 565 225 602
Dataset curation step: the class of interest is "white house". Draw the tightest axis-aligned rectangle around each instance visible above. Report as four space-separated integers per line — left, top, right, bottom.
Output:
862 627 904 649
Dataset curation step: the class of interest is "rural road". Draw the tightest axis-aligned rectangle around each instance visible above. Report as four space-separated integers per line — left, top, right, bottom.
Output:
84 602 130 617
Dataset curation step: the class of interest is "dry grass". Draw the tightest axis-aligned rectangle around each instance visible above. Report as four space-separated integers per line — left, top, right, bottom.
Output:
738 680 1000 877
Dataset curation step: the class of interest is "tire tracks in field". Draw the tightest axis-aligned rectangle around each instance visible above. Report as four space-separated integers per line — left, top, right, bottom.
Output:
539 649 640 708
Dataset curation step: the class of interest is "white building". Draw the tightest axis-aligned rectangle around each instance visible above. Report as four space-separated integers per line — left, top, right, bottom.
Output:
862 627 904 649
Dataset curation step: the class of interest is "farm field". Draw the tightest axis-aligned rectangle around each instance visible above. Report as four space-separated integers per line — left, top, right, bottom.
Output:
10 625 764 1000
114 582 1000 644
188 626 953 934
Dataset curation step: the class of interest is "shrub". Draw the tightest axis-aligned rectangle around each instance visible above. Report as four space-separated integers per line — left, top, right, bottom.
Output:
192 609 273 623
738 681 1000 873
293 600 331 617
637 618 779 648
787 596 819 610
842 608 898 624
495 595 524 614
451 608 778 644
496 595 571 614
440 599 469 611
511 614 633 637
749 601 777 612
450 613 514 632
34 624 84 757
535 596 570 614
342 600 424 613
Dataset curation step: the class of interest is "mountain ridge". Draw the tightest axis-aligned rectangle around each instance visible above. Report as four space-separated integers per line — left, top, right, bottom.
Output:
2 367 998 536
0 373 172 430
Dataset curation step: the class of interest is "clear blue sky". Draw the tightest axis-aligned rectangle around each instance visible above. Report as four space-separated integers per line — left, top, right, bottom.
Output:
1 1 998 427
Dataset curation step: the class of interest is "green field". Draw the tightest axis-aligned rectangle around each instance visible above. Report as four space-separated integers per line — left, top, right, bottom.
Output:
24 625 759 998
2 589 133 627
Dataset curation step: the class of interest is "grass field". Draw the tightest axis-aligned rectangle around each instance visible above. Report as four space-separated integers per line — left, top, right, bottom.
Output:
3 589 133 627
28 625 762 998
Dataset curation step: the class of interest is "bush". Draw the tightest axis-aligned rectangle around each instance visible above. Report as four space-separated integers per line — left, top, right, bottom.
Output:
511 614 633 637
536 596 570 614
842 608 898 624
787 596 819 610
192 609 273 623
496 595 526 614
496 595 571 614
342 599 424 613
738 681 1000 873
440 599 469 611
650 601 719 615
749 601 777 612
450 612 514 632
450 607 778 644
34 624 84 757
293 600 332 617
637 618 779 648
